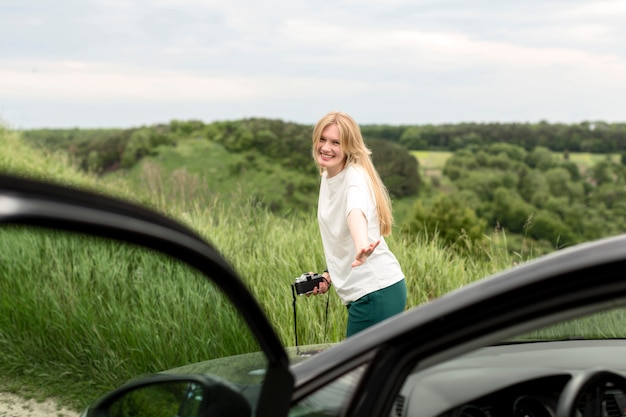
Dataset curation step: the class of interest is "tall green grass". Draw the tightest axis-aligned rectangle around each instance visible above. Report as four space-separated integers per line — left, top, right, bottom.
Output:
0 226 262 403
0 129 518 409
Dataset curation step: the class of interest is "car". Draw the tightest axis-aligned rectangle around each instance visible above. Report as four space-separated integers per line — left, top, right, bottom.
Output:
2 172 626 417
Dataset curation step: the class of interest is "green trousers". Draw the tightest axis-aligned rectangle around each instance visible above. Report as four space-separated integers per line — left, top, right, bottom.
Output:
346 279 407 337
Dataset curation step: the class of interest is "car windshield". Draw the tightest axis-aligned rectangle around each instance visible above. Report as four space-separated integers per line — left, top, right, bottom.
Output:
512 307 626 342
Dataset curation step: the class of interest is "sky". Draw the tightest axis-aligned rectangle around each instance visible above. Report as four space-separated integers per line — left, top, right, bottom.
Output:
1 0 625 129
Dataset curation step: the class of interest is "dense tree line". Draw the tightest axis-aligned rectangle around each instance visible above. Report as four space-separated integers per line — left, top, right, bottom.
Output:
24 119 626 178
362 121 626 153
403 143 626 255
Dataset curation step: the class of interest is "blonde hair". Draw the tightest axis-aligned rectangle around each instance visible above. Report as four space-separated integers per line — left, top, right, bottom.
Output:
312 111 394 236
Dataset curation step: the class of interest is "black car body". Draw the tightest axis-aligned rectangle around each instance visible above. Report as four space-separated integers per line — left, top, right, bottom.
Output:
2 173 626 417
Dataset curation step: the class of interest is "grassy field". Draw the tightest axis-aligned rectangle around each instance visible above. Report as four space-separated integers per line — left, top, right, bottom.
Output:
0 130 519 410
0 191 511 410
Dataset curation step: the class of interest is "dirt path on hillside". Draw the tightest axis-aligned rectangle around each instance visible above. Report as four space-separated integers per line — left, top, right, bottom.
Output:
0 393 78 417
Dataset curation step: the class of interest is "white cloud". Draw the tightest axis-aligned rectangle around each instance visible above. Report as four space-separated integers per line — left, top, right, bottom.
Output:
565 0 626 16
1 0 625 128
279 18 626 77
0 59 402 102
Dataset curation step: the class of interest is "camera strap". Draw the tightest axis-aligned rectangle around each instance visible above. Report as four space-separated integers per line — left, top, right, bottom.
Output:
291 285 331 354
291 284 300 349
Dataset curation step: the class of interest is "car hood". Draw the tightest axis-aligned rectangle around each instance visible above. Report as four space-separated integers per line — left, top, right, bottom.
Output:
163 344 335 384
155 344 334 411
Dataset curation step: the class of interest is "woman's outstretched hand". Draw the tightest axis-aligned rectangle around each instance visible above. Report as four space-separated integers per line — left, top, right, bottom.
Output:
352 240 380 267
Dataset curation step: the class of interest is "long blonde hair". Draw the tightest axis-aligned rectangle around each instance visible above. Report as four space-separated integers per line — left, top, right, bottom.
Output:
312 111 394 236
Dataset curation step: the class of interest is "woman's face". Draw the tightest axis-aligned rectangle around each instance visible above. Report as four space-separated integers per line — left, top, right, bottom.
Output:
317 124 346 178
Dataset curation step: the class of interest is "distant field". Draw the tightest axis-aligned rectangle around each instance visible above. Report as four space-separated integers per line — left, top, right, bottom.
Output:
411 151 451 178
563 152 619 165
412 150 620 175
411 151 451 168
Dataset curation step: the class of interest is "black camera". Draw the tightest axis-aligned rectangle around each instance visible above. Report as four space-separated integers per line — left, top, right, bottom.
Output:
293 272 325 295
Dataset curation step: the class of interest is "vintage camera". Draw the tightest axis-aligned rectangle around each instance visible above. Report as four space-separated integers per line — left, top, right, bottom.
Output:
293 272 326 295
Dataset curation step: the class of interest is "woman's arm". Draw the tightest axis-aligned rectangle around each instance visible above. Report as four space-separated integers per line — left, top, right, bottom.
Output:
347 209 380 267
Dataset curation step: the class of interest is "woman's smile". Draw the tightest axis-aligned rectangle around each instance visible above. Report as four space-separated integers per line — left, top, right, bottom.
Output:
318 124 345 177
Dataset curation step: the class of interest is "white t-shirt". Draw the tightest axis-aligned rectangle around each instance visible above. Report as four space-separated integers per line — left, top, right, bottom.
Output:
317 164 405 305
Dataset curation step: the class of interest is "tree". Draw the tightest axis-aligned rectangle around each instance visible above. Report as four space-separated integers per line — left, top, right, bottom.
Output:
399 126 427 149
449 133 484 150
519 169 550 202
487 143 527 161
588 160 614 186
402 194 487 250
560 161 581 181
545 167 572 198
591 183 626 210
526 210 577 248
369 139 420 197
454 170 518 201
525 146 556 171
121 128 153 168
490 187 535 234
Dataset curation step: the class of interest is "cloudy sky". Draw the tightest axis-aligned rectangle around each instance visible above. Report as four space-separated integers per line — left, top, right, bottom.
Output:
1 0 625 129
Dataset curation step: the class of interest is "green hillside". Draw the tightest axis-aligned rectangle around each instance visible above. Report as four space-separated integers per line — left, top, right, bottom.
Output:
105 137 319 214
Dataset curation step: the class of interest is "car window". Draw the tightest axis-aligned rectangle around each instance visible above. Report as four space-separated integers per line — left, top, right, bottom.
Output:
514 308 626 341
0 225 266 408
288 364 367 417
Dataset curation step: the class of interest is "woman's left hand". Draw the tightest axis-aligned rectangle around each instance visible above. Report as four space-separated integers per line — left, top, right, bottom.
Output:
308 271 332 296
352 240 380 267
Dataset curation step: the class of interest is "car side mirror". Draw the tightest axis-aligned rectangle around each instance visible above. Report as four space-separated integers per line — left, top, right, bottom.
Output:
84 374 251 417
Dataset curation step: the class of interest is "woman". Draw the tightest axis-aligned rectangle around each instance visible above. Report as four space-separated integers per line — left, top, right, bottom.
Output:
310 111 406 337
